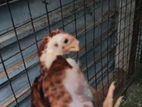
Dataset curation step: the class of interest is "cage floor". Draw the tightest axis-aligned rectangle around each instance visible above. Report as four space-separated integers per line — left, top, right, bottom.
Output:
121 64 142 107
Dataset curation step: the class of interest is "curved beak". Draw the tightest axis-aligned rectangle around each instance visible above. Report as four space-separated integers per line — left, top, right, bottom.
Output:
64 38 80 52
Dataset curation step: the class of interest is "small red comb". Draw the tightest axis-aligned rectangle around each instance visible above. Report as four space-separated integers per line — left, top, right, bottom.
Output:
48 29 62 37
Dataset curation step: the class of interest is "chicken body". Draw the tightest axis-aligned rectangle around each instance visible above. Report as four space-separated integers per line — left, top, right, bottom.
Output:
31 30 123 107
32 56 94 107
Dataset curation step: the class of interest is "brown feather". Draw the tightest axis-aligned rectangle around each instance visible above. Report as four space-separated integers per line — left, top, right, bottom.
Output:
42 56 73 107
32 56 73 107
38 30 62 57
31 76 51 107
38 37 48 57
48 30 61 37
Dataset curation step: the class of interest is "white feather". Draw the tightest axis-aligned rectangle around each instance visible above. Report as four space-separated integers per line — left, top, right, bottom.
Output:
63 58 94 107
39 33 72 69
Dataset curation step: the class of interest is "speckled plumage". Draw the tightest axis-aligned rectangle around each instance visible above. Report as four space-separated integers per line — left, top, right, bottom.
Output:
31 30 123 107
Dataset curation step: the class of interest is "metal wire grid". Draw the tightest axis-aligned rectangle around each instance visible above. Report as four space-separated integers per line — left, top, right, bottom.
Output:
128 0 142 75
0 0 141 106
137 22 142 63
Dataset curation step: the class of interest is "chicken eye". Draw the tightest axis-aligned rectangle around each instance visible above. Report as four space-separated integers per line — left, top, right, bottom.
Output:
64 39 69 44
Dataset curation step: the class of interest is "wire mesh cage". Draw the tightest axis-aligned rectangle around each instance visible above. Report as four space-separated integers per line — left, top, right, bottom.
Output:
0 0 141 106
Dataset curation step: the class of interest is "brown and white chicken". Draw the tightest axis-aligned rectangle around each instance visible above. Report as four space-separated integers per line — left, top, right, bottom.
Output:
31 30 123 107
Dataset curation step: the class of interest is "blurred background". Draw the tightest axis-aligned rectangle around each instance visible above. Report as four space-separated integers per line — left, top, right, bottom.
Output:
0 0 141 107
